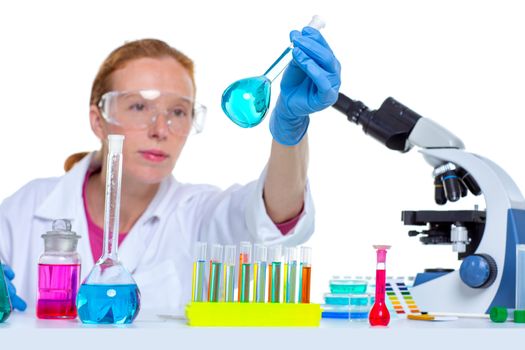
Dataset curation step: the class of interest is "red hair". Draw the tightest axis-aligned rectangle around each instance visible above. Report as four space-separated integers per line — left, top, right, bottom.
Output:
65 39 195 172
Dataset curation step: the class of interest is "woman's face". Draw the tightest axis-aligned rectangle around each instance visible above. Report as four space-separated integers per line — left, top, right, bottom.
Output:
91 57 195 184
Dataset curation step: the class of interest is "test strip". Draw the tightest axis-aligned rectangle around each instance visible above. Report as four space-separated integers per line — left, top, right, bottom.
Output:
386 278 421 315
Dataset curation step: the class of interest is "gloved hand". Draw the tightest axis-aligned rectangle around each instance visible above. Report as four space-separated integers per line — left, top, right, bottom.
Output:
270 27 341 146
2 264 27 311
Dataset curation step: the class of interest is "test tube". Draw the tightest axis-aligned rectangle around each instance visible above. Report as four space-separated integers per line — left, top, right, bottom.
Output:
238 242 252 302
299 246 312 303
192 242 207 302
284 247 298 303
208 244 223 302
268 245 282 303
517 245 525 309
223 245 236 302
253 244 268 302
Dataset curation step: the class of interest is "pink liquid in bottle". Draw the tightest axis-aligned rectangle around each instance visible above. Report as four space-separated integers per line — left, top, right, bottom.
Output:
369 245 390 326
37 263 80 319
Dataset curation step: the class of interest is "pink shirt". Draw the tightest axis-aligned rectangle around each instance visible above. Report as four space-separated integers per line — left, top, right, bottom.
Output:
82 172 302 263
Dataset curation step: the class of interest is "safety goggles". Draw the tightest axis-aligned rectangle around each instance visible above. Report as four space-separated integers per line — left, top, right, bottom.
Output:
98 89 206 136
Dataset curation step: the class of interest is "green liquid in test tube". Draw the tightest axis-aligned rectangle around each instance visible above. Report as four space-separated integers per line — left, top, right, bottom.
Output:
253 244 268 303
191 242 207 302
268 245 282 303
238 242 252 303
208 244 223 302
284 247 298 303
223 245 236 302
221 15 326 128
0 260 12 323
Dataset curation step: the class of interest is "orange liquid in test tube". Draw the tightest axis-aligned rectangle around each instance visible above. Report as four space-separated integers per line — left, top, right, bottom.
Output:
300 265 311 303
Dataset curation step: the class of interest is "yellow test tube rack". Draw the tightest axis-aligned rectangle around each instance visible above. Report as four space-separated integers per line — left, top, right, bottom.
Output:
185 302 321 327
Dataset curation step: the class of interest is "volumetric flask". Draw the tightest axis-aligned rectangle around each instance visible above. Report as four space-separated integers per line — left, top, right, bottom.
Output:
76 135 141 324
221 15 325 128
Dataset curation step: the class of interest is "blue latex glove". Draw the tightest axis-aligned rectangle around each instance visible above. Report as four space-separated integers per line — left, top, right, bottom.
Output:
2 264 27 311
269 27 341 146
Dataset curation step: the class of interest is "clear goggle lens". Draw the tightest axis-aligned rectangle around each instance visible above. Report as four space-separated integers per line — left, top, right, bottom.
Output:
98 90 206 135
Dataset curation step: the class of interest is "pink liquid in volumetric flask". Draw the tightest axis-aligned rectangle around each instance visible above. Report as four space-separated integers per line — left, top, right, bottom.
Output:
37 264 80 319
369 268 390 326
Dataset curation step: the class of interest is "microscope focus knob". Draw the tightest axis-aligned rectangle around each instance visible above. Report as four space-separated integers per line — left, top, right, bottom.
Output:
459 254 498 289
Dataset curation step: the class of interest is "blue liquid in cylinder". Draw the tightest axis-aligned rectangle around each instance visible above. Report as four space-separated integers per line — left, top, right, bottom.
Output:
221 76 271 128
76 284 140 324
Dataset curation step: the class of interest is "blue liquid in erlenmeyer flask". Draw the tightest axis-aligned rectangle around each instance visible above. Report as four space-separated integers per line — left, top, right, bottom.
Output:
221 76 271 128
76 284 140 324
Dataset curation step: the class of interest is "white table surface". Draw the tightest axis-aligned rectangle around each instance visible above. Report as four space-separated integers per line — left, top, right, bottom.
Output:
1 310 524 349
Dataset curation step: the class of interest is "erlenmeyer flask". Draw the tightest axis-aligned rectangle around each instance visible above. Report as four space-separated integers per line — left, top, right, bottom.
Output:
0 260 12 323
76 135 141 324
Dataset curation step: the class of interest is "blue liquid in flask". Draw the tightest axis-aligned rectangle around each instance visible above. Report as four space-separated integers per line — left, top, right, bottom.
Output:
221 16 325 128
76 284 140 324
221 76 271 128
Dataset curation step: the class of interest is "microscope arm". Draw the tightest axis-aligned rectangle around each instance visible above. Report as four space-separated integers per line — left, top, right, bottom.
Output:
332 93 478 203
333 93 464 152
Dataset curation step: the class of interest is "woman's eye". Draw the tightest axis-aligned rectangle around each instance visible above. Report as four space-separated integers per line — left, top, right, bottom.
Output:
171 108 188 118
129 103 146 112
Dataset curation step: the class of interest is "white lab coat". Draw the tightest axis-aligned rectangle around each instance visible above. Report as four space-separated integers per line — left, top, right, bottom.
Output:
0 152 314 314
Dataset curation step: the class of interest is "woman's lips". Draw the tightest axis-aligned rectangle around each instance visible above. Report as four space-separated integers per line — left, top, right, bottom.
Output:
139 149 169 163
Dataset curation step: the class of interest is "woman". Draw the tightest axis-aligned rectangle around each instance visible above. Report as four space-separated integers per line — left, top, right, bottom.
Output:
0 26 341 313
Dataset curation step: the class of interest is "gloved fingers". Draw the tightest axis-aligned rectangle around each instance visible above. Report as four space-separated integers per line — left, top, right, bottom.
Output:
6 279 27 311
293 37 340 75
291 27 332 53
2 264 15 280
11 293 27 311
301 27 331 51
6 278 17 295
280 59 307 88
292 47 339 103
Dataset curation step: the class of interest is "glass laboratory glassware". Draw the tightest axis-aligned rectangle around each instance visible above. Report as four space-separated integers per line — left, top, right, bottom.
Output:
191 242 207 302
369 245 391 326
223 245 236 302
253 244 268 303
299 246 312 303
37 219 81 319
208 244 223 302
268 245 282 303
284 246 298 303
238 242 252 302
221 15 326 128
0 260 12 323
517 245 525 309
76 135 141 324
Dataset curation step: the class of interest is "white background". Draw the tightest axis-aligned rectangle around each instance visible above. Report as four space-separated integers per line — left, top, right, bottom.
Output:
1 0 524 302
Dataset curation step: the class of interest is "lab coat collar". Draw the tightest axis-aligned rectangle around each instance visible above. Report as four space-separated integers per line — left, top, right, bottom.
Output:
34 152 94 221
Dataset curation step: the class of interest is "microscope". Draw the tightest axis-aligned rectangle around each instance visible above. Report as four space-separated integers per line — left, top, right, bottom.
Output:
333 94 525 313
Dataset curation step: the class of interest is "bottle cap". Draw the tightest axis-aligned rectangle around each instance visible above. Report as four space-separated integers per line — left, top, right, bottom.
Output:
514 310 525 323
489 306 508 323
41 219 81 253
